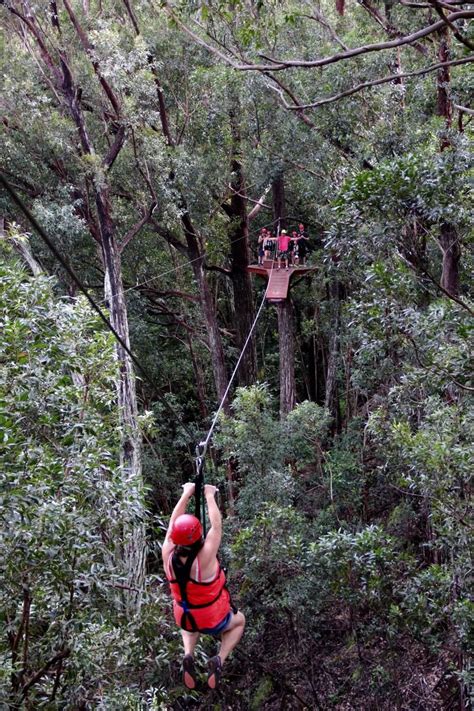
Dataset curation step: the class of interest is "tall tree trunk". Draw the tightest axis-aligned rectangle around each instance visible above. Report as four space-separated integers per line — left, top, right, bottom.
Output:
97 191 146 614
437 24 460 296
325 281 341 432
182 215 230 413
187 333 208 420
272 174 287 230
198 263 229 411
272 172 294 416
228 102 257 386
440 222 460 296
277 299 296 418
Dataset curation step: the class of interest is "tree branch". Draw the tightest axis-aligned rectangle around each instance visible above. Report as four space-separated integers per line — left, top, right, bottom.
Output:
121 0 140 34
21 649 71 697
286 56 474 110
240 11 474 71
145 303 196 333
50 1 61 33
454 103 474 115
6 232 44 276
102 124 126 171
0 169 41 197
300 10 348 51
123 0 175 145
58 55 95 156
163 3 241 69
397 249 474 316
248 183 273 220
219 184 272 218
262 72 318 130
149 218 187 255
359 0 429 55
119 201 157 252
427 0 474 49
204 263 232 276
4 4 62 83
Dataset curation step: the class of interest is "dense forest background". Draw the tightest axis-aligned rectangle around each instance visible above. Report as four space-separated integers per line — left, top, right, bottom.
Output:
1 1 473 709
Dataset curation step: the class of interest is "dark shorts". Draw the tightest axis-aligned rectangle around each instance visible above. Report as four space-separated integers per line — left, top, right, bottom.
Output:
278 250 289 259
200 611 233 636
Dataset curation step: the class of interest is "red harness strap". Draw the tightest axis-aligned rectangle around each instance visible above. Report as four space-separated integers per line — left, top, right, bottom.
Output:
168 548 227 632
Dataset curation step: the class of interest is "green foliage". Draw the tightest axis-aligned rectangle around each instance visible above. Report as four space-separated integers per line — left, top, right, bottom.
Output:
309 526 407 614
1 0 473 706
0 257 173 708
283 399 330 466
216 383 283 476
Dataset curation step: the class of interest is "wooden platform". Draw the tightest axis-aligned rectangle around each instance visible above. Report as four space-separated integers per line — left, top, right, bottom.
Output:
247 261 314 302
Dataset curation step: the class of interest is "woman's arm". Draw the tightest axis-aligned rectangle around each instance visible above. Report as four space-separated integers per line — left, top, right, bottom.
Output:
162 483 195 561
200 485 222 564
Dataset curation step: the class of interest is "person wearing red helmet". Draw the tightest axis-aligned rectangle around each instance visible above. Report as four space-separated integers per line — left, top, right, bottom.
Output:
162 482 245 690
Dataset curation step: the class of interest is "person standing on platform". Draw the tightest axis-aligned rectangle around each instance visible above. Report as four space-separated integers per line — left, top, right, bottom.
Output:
297 223 310 266
277 229 291 270
287 231 295 266
263 229 274 261
291 230 299 266
257 229 265 265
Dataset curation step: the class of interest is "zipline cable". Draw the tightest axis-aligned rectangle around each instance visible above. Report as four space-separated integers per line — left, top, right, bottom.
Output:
2 173 278 526
193 247 278 527
199 260 275 458
201 218 280 457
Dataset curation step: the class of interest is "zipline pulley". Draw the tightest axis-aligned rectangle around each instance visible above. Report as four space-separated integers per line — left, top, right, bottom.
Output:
194 441 207 535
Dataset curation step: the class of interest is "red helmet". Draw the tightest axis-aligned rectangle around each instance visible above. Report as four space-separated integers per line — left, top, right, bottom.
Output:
170 514 203 545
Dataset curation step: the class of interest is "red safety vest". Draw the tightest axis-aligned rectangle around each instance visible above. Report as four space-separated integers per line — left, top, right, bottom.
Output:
166 547 231 632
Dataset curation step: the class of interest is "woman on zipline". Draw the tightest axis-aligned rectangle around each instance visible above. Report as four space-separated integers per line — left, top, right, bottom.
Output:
162 483 245 690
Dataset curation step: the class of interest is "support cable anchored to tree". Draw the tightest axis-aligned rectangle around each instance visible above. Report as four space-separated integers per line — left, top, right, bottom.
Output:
0 173 196 444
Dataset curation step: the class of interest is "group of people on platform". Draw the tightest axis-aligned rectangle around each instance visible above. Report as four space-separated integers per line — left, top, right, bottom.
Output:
257 223 310 270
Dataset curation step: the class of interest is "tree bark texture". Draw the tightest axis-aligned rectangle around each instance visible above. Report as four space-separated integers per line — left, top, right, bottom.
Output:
437 27 453 132
3 228 43 277
440 222 460 296
100 198 146 610
277 299 296 418
187 333 208 420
